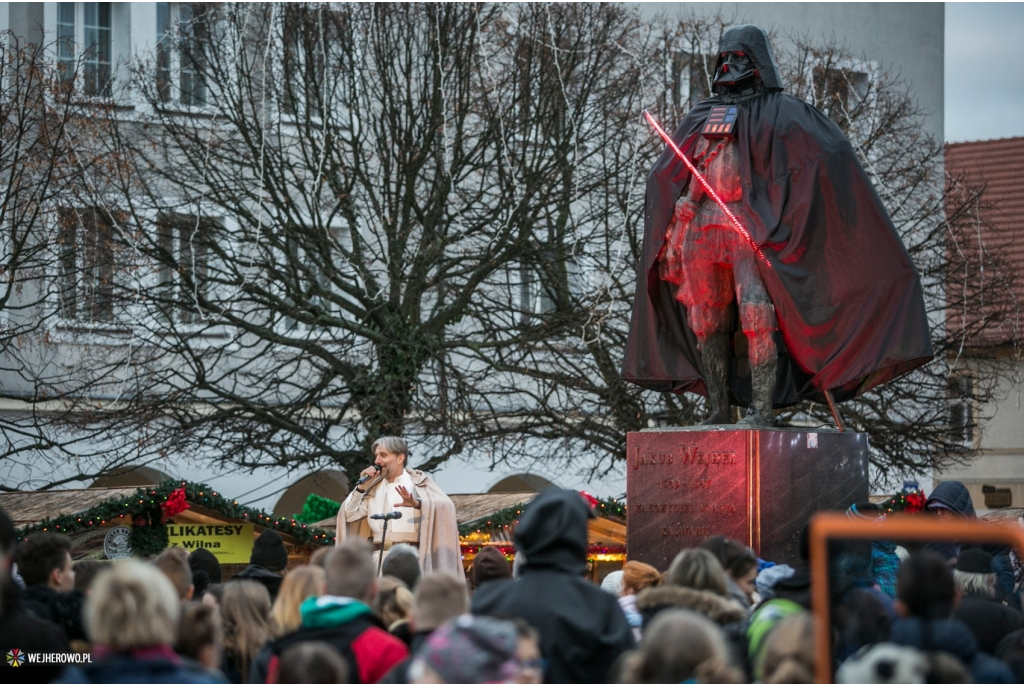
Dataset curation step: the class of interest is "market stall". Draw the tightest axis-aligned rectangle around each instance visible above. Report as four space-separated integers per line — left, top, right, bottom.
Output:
5 481 333 577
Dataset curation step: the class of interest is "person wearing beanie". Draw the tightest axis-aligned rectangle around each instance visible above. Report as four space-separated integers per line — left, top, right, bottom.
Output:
381 544 422 592
471 488 634 683
188 549 222 600
845 501 902 599
600 570 623 597
408 615 521 684
953 548 1023 654
189 549 223 584
471 547 512 590
233 530 288 600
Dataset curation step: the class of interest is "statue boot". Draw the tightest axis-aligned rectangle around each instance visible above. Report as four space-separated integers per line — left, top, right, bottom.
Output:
737 355 779 427
698 332 733 425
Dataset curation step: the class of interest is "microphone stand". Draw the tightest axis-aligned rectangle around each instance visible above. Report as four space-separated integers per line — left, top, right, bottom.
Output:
377 515 390 577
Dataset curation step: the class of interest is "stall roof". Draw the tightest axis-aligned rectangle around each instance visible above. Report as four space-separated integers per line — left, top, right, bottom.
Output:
4 485 321 551
982 508 1024 525
450 492 539 526
0 487 139 527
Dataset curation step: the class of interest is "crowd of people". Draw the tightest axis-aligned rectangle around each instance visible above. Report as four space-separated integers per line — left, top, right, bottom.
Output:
2 480 1024 683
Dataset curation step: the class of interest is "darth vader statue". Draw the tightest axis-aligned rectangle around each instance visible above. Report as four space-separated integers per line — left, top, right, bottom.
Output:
622 25 932 426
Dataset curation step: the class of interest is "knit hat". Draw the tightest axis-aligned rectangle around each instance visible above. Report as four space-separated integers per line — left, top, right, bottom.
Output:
188 548 223 584
955 548 993 574
846 502 882 521
755 563 795 599
471 546 512 588
382 544 421 591
836 643 928 684
414 614 520 684
251 530 288 571
600 570 624 596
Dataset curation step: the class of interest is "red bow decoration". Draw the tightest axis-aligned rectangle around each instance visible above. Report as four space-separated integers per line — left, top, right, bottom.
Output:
903 492 926 514
161 488 190 521
579 491 599 509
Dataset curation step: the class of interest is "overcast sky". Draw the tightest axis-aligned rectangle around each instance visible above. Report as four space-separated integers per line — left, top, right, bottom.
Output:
945 3 1024 142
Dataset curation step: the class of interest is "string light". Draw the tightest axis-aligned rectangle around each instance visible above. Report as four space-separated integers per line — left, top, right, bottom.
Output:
15 480 334 553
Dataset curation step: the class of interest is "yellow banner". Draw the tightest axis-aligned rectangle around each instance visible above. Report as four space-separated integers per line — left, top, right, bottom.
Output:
166 523 254 564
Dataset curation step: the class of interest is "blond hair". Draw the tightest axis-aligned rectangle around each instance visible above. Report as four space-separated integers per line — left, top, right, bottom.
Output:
375 575 414 629
623 560 662 594
762 613 816 684
84 561 180 650
222 580 273 683
271 565 326 636
666 548 728 596
413 573 469 631
619 609 742 683
153 548 193 600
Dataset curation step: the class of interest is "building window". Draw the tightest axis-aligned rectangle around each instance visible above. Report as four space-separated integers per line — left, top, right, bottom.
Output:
520 263 556 325
948 375 976 445
812 66 869 130
667 51 713 110
157 214 214 324
58 207 117 322
518 256 585 326
56 3 113 97
281 228 342 332
280 5 326 119
157 3 208 107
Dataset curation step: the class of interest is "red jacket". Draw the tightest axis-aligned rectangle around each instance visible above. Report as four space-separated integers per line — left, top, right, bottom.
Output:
257 599 407 684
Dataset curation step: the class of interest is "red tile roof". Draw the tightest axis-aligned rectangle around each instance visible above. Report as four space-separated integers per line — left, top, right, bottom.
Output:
944 137 1024 348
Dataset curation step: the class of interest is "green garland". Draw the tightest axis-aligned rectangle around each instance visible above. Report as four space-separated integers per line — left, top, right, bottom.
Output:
16 479 335 557
458 494 627 537
295 493 341 524
459 501 531 537
593 496 627 521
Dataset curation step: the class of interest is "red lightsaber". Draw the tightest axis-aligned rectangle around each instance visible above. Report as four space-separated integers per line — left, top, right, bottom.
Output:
643 109 770 267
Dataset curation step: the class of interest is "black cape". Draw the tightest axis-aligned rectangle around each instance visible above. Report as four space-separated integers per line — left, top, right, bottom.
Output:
622 93 933 405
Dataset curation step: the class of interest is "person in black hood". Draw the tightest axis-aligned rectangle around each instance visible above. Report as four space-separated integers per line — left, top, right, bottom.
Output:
232 529 287 600
926 481 976 519
925 480 1015 598
471 488 634 683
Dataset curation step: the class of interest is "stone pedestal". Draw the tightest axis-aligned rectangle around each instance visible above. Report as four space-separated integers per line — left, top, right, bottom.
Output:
626 427 868 568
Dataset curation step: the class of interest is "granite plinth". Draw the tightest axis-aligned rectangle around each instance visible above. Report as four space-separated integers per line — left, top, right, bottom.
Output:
626 427 868 568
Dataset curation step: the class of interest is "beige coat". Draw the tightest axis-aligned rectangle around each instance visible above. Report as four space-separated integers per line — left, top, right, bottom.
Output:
336 467 464 579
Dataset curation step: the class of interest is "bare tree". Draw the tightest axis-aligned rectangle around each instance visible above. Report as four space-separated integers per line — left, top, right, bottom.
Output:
0 35 163 490
77 3 657 481
463 13 1020 486
24 6 1011 491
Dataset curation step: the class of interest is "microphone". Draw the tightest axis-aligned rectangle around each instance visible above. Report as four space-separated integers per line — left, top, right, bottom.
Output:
370 511 402 521
354 464 381 487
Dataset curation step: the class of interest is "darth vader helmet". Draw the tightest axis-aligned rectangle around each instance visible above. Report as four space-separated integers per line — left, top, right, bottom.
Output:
712 25 784 101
